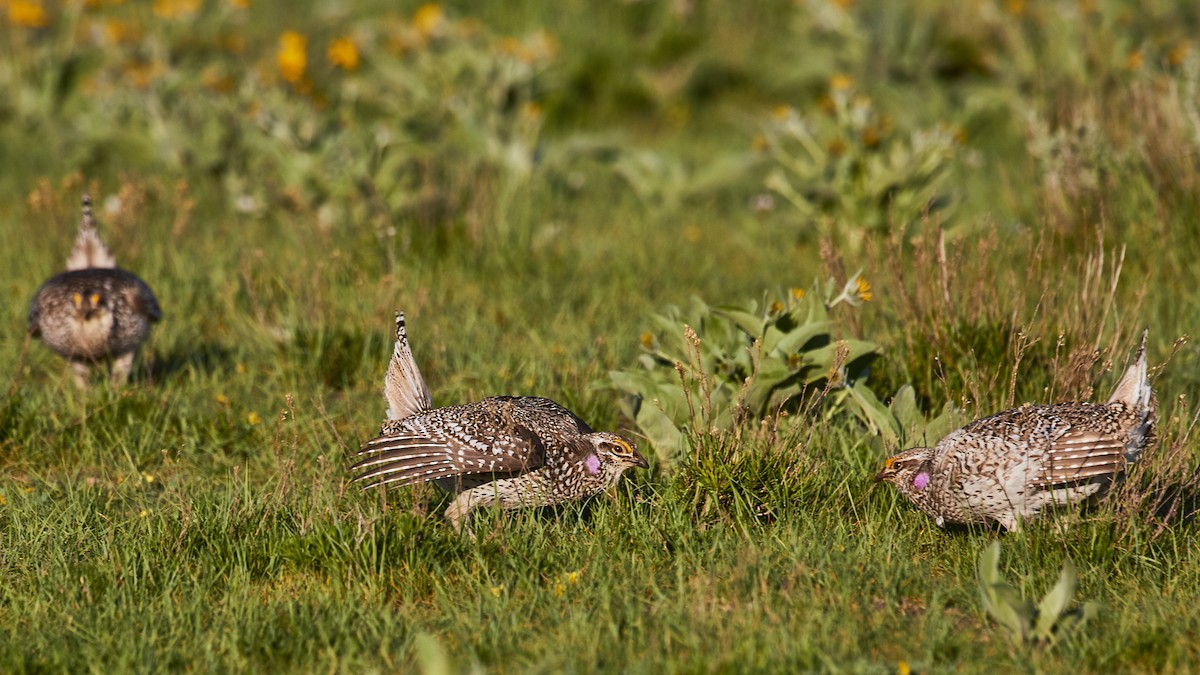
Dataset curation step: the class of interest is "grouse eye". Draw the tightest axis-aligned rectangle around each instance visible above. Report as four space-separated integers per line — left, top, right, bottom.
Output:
610 438 633 456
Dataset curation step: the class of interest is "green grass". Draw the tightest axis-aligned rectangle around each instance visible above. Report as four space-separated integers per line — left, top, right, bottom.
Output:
3 0 1200 671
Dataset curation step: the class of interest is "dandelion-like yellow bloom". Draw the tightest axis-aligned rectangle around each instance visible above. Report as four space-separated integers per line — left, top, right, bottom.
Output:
790 287 806 301
8 0 50 29
565 570 581 584
215 393 230 405
769 300 784 315
153 0 200 19
0 494 7 506
521 101 543 120
862 126 881 148
489 585 504 598
412 3 443 40
553 580 566 598
639 331 655 349
1168 41 1191 67
327 36 359 71
855 276 873 302
829 74 853 92
278 31 307 84
247 411 263 425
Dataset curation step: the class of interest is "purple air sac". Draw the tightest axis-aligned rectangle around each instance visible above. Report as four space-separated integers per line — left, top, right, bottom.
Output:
585 454 601 475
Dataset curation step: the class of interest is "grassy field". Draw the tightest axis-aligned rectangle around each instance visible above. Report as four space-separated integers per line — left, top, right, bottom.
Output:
2 0 1200 671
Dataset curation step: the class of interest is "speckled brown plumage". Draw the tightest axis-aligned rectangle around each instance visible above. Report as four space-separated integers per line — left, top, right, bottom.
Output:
876 330 1156 531
28 194 161 388
350 312 648 532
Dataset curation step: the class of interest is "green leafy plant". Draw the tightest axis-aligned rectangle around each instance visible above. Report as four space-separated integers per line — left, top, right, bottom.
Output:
763 82 959 251
976 541 1100 647
606 274 880 464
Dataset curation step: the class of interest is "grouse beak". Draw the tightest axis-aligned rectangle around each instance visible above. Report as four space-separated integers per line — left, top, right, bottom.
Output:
873 467 892 485
632 448 650 469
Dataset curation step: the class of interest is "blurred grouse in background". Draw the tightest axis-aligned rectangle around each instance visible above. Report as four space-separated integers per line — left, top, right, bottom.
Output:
28 194 162 389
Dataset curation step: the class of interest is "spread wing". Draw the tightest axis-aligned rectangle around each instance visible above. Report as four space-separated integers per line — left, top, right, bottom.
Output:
1031 427 1127 487
350 415 546 489
124 280 162 322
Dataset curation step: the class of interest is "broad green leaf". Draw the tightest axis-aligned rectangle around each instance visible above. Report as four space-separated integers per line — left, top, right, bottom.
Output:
989 583 1035 643
1035 558 1078 639
977 541 1003 595
846 380 901 444
767 320 834 357
713 307 765 338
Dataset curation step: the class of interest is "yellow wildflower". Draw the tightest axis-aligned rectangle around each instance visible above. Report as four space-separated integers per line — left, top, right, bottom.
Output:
228 0 250 8
521 101 543 120
8 0 50 29
1004 0 1025 16
247 412 263 425
862 125 881 148
771 105 791 120
1126 50 1144 71
102 19 142 45
855 276 873 302
412 3 444 40
327 36 359 71
898 660 911 675
201 66 235 93
123 59 163 89
639 332 655 349
769 300 784 315
139 509 150 518
553 580 566 598
153 0 200 19
790 287 806 301
829 74 853 92
277 31 307 84
143 473 156 483
565 570 581 584
1167 41 1191 67
490 585 504 598
215 393 230 405
0 494 7 506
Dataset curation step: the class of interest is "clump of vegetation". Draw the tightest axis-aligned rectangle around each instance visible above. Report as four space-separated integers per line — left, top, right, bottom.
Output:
763 79 960 251
977 541 1099 647
606 273 882 464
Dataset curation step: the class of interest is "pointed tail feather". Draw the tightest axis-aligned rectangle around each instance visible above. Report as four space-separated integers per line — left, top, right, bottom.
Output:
384 311 433 421
65 194 117 271
1107 328 1156 462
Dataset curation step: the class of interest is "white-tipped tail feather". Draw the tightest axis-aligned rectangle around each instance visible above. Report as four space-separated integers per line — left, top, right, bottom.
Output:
383 311 433 421
64 194 117 271
1107 328 1155 462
